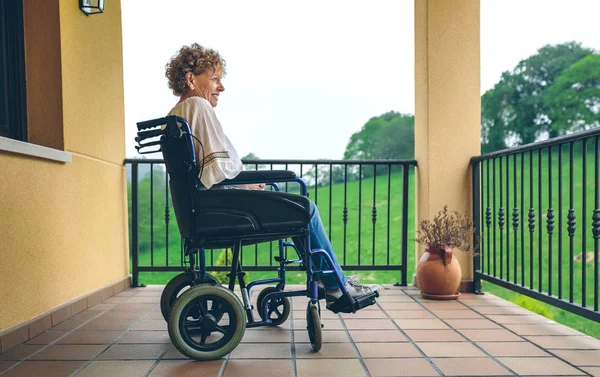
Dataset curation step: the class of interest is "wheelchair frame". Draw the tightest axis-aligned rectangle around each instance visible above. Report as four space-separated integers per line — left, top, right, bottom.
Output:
135 115 378 360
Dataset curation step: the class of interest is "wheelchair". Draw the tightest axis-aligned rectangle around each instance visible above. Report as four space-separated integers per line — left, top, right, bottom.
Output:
135 115 379 360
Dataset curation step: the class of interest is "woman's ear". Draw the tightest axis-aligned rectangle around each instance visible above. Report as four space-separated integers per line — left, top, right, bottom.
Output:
185 72 195 89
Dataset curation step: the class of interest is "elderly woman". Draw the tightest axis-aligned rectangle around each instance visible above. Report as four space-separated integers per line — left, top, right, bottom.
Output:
165 43 378 309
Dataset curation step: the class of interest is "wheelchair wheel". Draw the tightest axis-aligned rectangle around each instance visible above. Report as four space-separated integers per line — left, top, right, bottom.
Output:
168 285 246 361
160 272 219 321
256 286 290 326
306 302 322 352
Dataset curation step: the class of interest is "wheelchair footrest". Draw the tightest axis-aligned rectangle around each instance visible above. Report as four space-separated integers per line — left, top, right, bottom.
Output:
353 291 379 311
326 291 379 314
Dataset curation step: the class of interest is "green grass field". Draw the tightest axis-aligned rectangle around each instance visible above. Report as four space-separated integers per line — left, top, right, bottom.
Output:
130 152 600 339
134 166 416 285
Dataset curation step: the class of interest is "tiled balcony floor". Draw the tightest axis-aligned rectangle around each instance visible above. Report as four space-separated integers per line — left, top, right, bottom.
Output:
1 284 600 377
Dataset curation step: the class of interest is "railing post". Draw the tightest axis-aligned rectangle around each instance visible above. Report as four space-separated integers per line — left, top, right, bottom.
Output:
131 161 141 287
472 160 483 294
399 164 409 286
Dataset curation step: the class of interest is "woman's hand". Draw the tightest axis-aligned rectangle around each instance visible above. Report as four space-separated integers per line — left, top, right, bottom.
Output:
240 183 265 190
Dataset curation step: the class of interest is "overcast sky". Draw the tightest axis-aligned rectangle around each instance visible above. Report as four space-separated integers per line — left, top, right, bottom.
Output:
122 0 600 160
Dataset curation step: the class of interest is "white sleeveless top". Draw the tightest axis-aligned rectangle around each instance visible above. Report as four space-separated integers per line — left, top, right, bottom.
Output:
168 97 243 189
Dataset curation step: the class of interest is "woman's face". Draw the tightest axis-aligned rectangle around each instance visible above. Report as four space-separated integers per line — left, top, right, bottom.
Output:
189 68 225 107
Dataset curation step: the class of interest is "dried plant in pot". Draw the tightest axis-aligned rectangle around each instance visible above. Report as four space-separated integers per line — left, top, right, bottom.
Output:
415 206 476 300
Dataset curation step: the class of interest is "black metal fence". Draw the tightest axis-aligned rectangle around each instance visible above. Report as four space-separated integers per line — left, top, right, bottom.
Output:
125 159 417 287
471 128 600 322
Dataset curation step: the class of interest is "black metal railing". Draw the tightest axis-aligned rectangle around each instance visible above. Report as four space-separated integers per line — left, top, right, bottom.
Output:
125 159 417 287
471 128 600 322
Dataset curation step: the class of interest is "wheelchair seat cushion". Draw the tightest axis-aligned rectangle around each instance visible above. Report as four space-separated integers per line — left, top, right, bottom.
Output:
196 190 311 235
169 179 311 239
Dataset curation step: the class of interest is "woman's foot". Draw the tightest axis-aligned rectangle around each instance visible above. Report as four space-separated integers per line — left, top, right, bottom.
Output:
325 277 380 309
324 281 379 312
316 276 380 307
346 275 380 293
317 275 380 293
327 280 378 299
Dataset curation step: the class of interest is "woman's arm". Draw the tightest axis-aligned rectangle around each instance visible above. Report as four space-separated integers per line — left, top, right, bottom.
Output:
237 183 265 190
221 183 265 190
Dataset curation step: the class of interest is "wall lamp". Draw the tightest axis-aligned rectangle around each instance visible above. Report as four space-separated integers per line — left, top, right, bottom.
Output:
79 0 104 16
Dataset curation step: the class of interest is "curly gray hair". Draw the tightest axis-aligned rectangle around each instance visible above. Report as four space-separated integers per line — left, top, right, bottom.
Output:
165 43 226 96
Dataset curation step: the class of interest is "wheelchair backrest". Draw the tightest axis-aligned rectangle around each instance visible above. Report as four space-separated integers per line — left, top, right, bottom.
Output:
136 115 198 238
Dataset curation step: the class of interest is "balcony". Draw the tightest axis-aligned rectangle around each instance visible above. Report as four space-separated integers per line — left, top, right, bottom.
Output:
1 284 599 377
3 132 600 376
2 2 599 376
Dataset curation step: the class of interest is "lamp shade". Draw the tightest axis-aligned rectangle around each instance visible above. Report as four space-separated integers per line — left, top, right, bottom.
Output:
79 0 104 15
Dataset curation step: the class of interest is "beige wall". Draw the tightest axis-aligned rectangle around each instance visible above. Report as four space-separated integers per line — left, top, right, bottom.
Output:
414 0 481 281
0 0 128 331
58 0 127 164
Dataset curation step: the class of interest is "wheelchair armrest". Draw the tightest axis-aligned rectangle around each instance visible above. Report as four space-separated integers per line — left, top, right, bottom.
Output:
217 170 297 185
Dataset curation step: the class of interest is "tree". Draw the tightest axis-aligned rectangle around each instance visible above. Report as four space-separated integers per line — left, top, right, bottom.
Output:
544 54 600 132
336 111 414 181
481 85 509 153
241 152 260 161
343 111 414 160
241 152 267 170
481 42 594 152
303 164 347 187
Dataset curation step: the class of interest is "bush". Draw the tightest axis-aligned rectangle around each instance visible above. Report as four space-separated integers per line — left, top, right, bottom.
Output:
212 248 249 284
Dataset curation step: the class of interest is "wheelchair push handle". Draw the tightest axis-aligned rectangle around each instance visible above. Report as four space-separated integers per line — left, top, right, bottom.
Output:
134 128 163 143
136 116 189 138
135 116 191 155
137 117 168 131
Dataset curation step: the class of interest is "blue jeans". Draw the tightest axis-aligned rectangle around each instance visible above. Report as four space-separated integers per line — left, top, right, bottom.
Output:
293 201 347 290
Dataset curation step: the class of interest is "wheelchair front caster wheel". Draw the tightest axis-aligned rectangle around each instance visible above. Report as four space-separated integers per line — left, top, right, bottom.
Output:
257 287 291 326
160 272 219 321
168 285 246 361
306 302 322 352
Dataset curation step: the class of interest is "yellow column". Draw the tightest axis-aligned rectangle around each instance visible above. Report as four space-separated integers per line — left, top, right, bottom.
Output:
414 0 481 285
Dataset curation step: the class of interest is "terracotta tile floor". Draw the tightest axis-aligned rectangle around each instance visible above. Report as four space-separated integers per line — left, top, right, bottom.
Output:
1 284 599 376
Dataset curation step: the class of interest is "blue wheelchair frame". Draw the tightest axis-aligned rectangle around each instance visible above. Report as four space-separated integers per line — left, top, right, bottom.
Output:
135 115 377 358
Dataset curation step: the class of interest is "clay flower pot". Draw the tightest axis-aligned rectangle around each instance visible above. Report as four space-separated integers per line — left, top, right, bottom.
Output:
416 246 461 300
